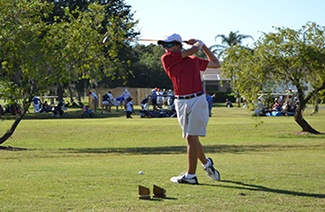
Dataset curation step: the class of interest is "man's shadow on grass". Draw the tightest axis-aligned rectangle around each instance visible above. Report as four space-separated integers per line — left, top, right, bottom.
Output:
200 180 325 199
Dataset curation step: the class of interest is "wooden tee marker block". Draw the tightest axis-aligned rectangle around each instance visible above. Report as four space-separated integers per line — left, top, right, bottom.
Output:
153 184 166 198
138 185 150 200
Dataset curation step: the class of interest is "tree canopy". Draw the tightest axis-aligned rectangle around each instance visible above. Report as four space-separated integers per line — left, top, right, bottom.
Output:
222 22 325 134
0 0 139 144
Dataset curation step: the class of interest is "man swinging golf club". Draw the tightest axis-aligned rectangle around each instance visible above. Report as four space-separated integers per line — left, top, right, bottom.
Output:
157 33 221 184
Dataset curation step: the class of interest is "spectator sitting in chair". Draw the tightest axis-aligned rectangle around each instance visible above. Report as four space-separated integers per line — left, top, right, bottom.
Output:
114 96 124 112
140 95 150 110
272 98 282 111
125 97 134 119
253 98 265 115
225 99 233 108
39 101 52 113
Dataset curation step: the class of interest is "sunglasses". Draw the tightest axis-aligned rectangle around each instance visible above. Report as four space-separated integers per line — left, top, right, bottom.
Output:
162 42 176 48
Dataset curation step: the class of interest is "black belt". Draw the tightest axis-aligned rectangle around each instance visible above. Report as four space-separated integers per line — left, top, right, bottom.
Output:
175 92 204 100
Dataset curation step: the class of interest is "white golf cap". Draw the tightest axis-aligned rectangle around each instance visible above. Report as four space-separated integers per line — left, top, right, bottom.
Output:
157 33 182 44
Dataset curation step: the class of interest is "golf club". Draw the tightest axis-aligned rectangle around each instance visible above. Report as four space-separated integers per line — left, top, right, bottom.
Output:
102 36 189 44
102 36 159 44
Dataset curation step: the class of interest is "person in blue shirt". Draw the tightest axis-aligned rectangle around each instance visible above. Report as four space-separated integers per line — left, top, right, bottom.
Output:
114 96 124 112
206 91 216 117
32 95 41 113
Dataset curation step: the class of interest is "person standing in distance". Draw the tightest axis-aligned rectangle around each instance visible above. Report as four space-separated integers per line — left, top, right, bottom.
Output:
121 88 131 108
88 91 98 112
107 91 114 112
157 33 221 184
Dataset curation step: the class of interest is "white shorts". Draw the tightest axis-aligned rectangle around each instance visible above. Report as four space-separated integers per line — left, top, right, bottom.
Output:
174 94 209 138
102 101 109 105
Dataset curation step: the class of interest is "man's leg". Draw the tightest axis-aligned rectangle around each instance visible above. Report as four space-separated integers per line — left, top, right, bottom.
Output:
187 135 207 174
197 140 208 165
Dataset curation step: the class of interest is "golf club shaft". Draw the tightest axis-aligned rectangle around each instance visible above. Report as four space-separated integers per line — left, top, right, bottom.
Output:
102 36 158 43
102 36 188 44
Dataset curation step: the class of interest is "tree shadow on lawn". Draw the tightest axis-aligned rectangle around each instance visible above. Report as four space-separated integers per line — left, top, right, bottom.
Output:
1 143 322 154
0 109 127 120
199 180 325 199
65 143 321 154
0 146 28 151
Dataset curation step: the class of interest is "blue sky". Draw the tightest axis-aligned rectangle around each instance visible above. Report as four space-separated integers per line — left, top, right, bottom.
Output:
128 0 325 48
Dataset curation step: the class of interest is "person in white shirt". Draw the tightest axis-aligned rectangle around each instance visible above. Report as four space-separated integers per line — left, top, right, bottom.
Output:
32 96 41 113
88 91 98 112
125 97 134 118
107 91 114 112
122 88 131 107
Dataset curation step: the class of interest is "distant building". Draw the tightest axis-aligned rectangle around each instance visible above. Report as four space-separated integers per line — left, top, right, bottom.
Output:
201 68 231 92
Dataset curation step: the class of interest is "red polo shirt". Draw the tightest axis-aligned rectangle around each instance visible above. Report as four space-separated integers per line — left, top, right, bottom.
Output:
161 51 209 95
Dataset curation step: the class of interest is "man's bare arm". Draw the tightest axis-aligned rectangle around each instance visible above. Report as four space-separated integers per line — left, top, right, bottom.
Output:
202 45 221 69
181 39 221 68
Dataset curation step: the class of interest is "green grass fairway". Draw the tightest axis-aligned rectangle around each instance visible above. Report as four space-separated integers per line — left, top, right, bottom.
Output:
0 106 324 211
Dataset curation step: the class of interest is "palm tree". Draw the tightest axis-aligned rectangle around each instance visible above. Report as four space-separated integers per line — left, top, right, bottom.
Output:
210 31 254 103
210 31 254 58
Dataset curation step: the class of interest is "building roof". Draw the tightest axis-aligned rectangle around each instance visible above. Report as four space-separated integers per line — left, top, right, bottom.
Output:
200 68 229 81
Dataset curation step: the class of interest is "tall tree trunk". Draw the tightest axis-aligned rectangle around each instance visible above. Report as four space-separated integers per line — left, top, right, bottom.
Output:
294 105 320 134
57 84 64 101
68 84 74 103
0 103 29 145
